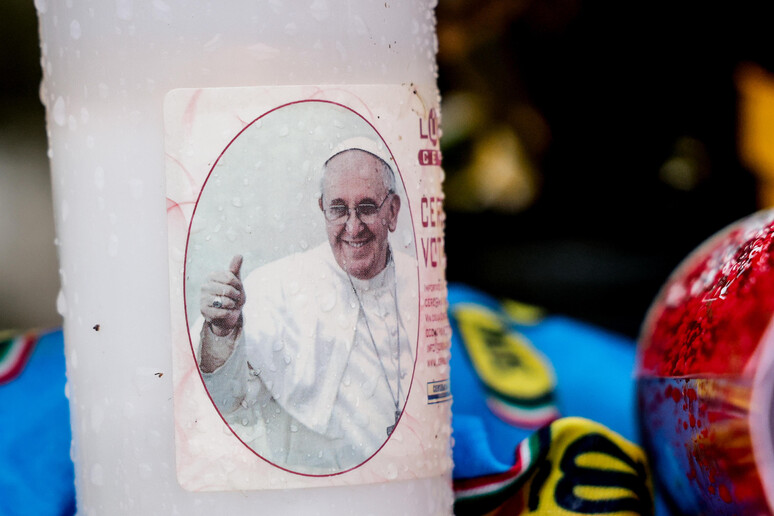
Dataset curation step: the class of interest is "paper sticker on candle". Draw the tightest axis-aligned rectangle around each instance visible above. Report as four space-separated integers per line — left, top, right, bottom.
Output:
165 85 451 491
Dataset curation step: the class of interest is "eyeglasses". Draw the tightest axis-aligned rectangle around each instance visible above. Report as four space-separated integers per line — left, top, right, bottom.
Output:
321 192 393 224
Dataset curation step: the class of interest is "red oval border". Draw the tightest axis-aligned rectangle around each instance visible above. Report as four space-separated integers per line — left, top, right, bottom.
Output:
183 98 422 477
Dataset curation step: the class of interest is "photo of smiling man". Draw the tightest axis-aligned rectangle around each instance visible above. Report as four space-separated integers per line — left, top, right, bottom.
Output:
195 133 419 475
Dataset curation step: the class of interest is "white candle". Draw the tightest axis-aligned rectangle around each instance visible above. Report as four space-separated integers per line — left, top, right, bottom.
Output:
36 1 452 514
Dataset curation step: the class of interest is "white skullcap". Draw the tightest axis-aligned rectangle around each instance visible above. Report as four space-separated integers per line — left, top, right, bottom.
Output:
327 136 396 175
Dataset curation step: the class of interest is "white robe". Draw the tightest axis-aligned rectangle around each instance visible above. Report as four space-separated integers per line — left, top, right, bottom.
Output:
200 243 418 474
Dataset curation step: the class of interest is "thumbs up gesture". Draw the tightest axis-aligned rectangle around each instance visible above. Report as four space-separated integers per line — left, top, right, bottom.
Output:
200 255 246 337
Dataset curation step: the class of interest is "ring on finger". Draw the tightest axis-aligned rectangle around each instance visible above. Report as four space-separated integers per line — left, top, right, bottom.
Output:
212 297 224 309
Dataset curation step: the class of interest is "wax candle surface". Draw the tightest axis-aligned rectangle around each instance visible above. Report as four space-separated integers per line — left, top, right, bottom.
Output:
36 1 452 514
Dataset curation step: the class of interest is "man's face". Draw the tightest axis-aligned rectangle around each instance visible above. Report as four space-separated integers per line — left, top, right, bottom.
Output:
320 150 400 280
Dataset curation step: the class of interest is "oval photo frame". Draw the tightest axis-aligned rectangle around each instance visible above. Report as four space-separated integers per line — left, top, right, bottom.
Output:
184 100 420 476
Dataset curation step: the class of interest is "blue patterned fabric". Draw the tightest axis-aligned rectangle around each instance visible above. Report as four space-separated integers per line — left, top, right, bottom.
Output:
0 329 74 516
448 283 668 515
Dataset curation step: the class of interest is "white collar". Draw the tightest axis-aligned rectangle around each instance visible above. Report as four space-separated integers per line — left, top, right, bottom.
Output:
346 252 395 293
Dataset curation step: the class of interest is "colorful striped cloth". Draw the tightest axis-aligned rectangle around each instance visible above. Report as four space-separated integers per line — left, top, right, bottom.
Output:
0 329 75 516
448 284 659 515
0 330 39 385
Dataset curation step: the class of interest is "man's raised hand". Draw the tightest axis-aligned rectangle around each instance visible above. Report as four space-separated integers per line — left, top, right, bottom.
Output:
200 255 246 337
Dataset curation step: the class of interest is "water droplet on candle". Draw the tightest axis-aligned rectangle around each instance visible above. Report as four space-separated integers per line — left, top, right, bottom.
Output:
319 291 336 312
68 115 77 130
129 178 143 199
53 96 66 126
272 340 284 351
38 81 48 108
287 279 301 295
70 20 82 40
91 463 104 486
56 290 67 316
116 0 133 20
98 83 109 99
147 429 162 449
122 401 137 420
335 41 347 60
108 234 119 256
91 405 104 433
350 15 368 35
231 197 242 207
153 0 171 12
203 34 222 52
283 22 298 36
309 0 330 21
138 463 153 479
34 0 47 13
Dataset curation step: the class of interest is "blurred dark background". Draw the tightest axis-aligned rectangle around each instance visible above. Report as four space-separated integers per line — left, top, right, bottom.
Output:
2 0 772 339
437 0 770 337
0 0 59 331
